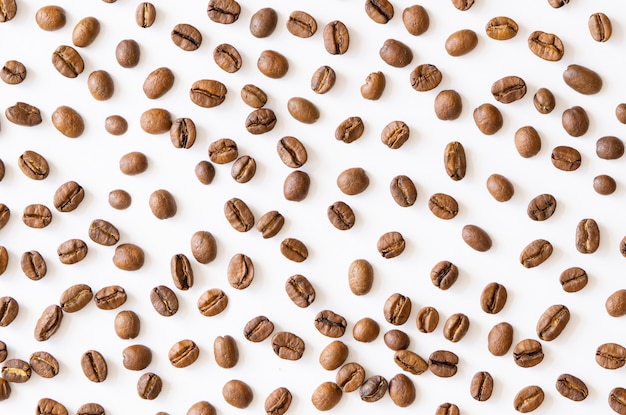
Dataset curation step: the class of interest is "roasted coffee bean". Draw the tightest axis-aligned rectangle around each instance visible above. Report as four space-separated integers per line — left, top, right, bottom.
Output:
2 359 31 383
606 289 626 317
136 2 156 28
393 349 428 375
428 193 459 220
481 282 508 314
429 350 458 377
143 67 174 99
207 0 240 24
387 374 415 407
187 401 216 415
462 224 492 252
430 260 458 290
311 65 335 94
377 231 406 259
0 296 18 327
452 0 474 10
444 141 466 180
87 70 114 101
473 103 503 135
168 339 199 368
170 254 193 290
1 60 26 84
114 310 140 339
324 20 350 55
197 288 228 316
336 363 366 392
551 145 581 171
0 0 16 22
289 97 321 125
487 322 513 356
19 150 49 180
589 12 612 42
319 341 348 371
527 194 557 221
122 344 152 371
265 387 292 415
72 17 100 47
383 293 411 325
190 79 227 108
271 331 305 360
249 7 277 38
214 335 238 368
576 218 600 254
537 304 570 341
383 329 410 350
470 371 493 401
361 71 385 100
36 5 66 30
224 197 254 232
436 403 460 415
353 317 379 342
596 343 626 369
402 5 429 35
108 189 131 210
560 266 588 292
256 211 284 239
485 16 518 40
52 105 84 138
51 45 84 78
487 174 514 202
0 246 6 276
610 387 626 415
241 84 267 108
548 0 569 7
597 136 624 160
283 171 310 201
36 398 68 415
190 230 217 264
416 306 439 333
137 372 162 400
171 23 202 51
231 155 256 183
88 219 119 246
209 138 238 164
311 381 342 410
285 274 315 308
514 385 544 413
22 204 52 228
245 108 277 134
116 39 140 68
214 43 242 73
556 373 588 401
379 39 412 68
563 64 602 95
257 50 289 79
381 120 409 149
170 118 196 149
76 403 105 415
113 243 144 271
335 116 364 143
443 313 470 342
562 106 589 137
360 375 388 402
286 10 316 37
223 379 253 409
491 76 526 103
513 339 544 368
520 239 553 268
150 285 179 316
337 168 368 195
81 350 107 382
365 0 394 24
0 161 4 183
445 29 478 56
528 31 564 61
105 115 128 135
5 102 42 126
0 341 6 363
314 310 347 338
514 126 541 158
94 285 127 310
621 236 626 258
195 161 215 185
327 201 355 230
410 63 442 91
348 259 374 295
434 90 462 120
59 284 92 313
57 239 88 265
140 108 172 134
243 315 274 343
30 351 59 378
227 253 254 290
533 87 555 114
277 136 307 168
390 175 417 207
21 250 47 280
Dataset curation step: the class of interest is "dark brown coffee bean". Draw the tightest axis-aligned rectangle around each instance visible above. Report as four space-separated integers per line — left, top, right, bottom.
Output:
224 197 254 232
444 141 466 180
207 0 240 24
77 403 105 415
137 372 162 400
285 274 315 308
383 329 410 350
114 310 140 339
30 351 59 379
81 350 107 382
140 108 172 134
534 88 556 115
361 71 386 100
136 2 156 28
52 105 84 138
513 339 544 368
560 266 588 292
520 239 553 268
319 341 348 371
21 250 47 280
87 70 114 101
360 375 387 402
72 16 100 47
0 296 18 327
249 7 277 38
491 76 526 103
256 210 284 239
462 224 491 252
94 285 127 310
214 43 242 73
576 218 600 254
280 237 308 261
22 204 52 228
556 373 588 401
19 150 49 180
365 0 394 24
527 194 557 221
170 254 193 290
393 349 428 375
240 84 267 108
116 39 140 68
311 381 342 411
150 285 179 317
486 173 514 202
597 136 624 160
562 106 589 137
36 398 68 415
536 304 570 341
287 97 319 124
514 126 541 158
596 343 626 369
487 322 513 356
2 359 31 383
377 231 406 259
402 5 429 35
264 387 292 415
327 201 355 230
436 403 460 415
189 79 227 108
271 331 305 360
434 90 462 121
257 50 289 79
195 161 215 185
528 31 564 61
606 289 626 317
324 20 350 55
470 371 493 401
190 230 217 264
59 283 92 313
430 260 458 290
214 335 238 368
277 136 307 168
5 102 42 126
143 67 174 99
314 310 347 338
245 108 277 134
311 65 335 94
589 12 612 42
563 64 602 95
36 5 66 30
410 63 442 91
380 39 412 68
105 115 128 135
353 317 379 342
51 45 84 78
113 243 144 271
335 116 365 143
283 170 310 201
1 60 26 84
610 387 626 415
88 219 119 246
383 293 411 325
473 103 503 135
381 120 409 149
197 288 228 316
552 145 582 171
390 175 417 207
120 152 148 175
243 315 274 342
171 23 202 51
514 385 544 413
231 155 256 183
227 253 254 290
429 350 458 377
445 29 478 56
485 16 518 40
443 313 470 342
480 282 507 314
335 362 365 392
209 138 238 164
348 259 373 295
57 239 88 265
122 344 152 371
168 339 199 368
287 10 316 38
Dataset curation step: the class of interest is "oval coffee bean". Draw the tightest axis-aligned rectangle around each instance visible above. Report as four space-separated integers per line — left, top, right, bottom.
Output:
360 375 388 402
114 310 140 339
51 45 84 78
533 87 556 114
5 102 42 126
197 288 228 317
487 174 514 202
352 318 379 343
390 175 417 207
606 289 626 317
462 224 491 252
443 141 466 181
560 266 588 293
556 373 588 401
88 219 120 246
562 106 589 137
335 116 364 143
429 350 458 378
488 322 513 356
137 372 162 400
149 189 177 220
207 0 241 24
280 238 308 263
287 97 319 124
473 103 503 135
286 10 316 38
143 67 174 99
230 155 256 183
336 363 365 392
445 29 478 56
610 387 626 415
265 387 292 415
72 16 100 47
319 341 348 371
536 304 570 341
576 218 600 254
30 351 59 378
59 283 93 313
140 108 172 134
548 0 569 8
485 16 518 40
171 23 202 51
337 167 369 195
249 7 277 38
168 339 199 368
410 63 442 91
513 339 544 368
224 197 254 232
119 152 148 175
596 343 626 369
57 239 88 265
22 204 52 228
256 210 284 239
213 43 242 73
245 108 277 134
402 5 429 36
19 150 49 180
383 329 410 351
170 118 196 149
122 344 152 371
214 335 238 369
76 403 105 415
323 20 350 55
520 239 553 268
194 161 215 185
527 194 557 221
430 260 458 290
311 65 335 94
136 2 156 28
94 285 127 310
21 251 47 280
1 60 26 84
257 50 289 79
377 231 405 259
528 31 564 61
54 180 85 212
243 315 274 343
551 145 581 171
189 79 227 108
514 126 541 158
416 306 439 333
383 293 411 325
314 310 347 338
208 138 238 164
0 247 6 276
37 398 68 415
596 136 624 160
393 349 428 375
443 313 470 342
361 71 385 100
563 64 602 95
87 70 114 101
2 359 31 383
480 282 507 314
347 259 373 296
150 285 178 317
0 296 19 327
271 331 305 360
514 385 544 413
327 201 355 230
491 75 526 104
81 350 107 382
240 84 267 108
36 5 66 31
381 120 409 149
170 254 193 291
365 0 394 24
115 39 140 68
311 381 342 411
285 274 315 308
428 193 459 219
379 39 412 68
589 12 612 42
227 253 254 290
113 243 144 271
388 373 415 407
470 371 493 401
434 90 462 121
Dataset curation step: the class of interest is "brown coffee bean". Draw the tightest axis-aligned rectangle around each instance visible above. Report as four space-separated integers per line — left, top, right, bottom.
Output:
271 331 305 360
143 67 174 99
606 289 626 317
285 274 315 308
487 322 513 356
365 0 394 23
5 102 42 126
208 138 238 164
255 210 284 239
22 204 52 229
402 5 429 35
116 39 140 68
324 20 350 55
596 343 626 369
21 250 47 280
171 23 202 51
393 349 428 375
240 84 267 108
536 304 570 341
226 253 253 290
383 329 410 350
533 87 555 114
576 218 600 254
444 141 466 180
195 161 215 185
428 193 459 220
114 310 140 339
562 106 589 137
434 90 462 121
527 194 557 221
264 387 292 415
491 76 526 103
283 170 310 202
88 219 119 246
168 339 199 368
452 0 474 10
150 285 178 317
551 145 582 171
243 315 274 343
257 50 288 79
443 313 470 342
231 155 256 183
347 259 374 295
0 341 6 363
388 373 415 407
149 189 176 219
2 359 31 383
335 116 365 143
486 174 514 202
250 8 277 38
610 387 626 415
513 385 544 413
311 381 342 411
327 201 355 230
286 10 317 38
214 43 242 73
36 6 66 31
1 60 26 85
0 296 18 327
87 70 114 101
207 0 241 24
480 282 508 314
383 293 411 325
105 115 128 135
410 63 442 91
377 231 405 258
197 288 228 316
72 17 100 47
59 283 92 313
470 371 493 401
36 398 68 415
112 243 145 271
287 97 319 124
0 247 6 277
108 189 131 210
52 105 84 138
473 103 503 135
337 168 369 195
336 362 365 392
245 108 277 134
563 64 602 95
57 239 88 265
429 350 458 377
430 260 458 290
170 254 193 291
361 71 385 100
513 339 544 368
589 12 612 42
462 224 492 252
224 197 254 232
379 39 413 68
416 306 439 333
360 375 388 402
597 136 624 160
311 65 335 94
140 108 172 134
314 309 347 338
319 341 348 371
514 126 541 158
445 29 478 56
30 351 59 378
214 335 238 368
122 344 152 371
137 372 162 400
381 120 409 149
169 118 196 149
51 45 84 78
76 403 105 415
520 239 553 268
353 317 379 342
190 79 227 108
617 104 626 123
94 285 126 310
81 350 107 382
19 150 49 180
485 16 518 40
528 31 564 61
556 373 588 401
277 136 307 168
136 2 156 28
621 236 626 258
548 0 569 7
390 175 417 207
560 266 588 292
190 230 217 264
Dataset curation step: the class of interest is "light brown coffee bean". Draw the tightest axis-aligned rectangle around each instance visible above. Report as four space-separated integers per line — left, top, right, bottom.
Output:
377 231 405 259
352 317 379 342
443 313 470 342
81 350 107 382
249 7 277 38
513 385 544 413
445 29 478 56
462 224 492 252
551 145 582 171
384 329 410 350
227 253 254 290
287 97 319 124
388 373 415 407
286 10 316 38
195 161 215 185
311 381 342 411
87 70 114 101
114 310 140 339
513 339 544 368
536 304 570 341
596 136 624 160
610 387 626 415
122 344 152 371
143 67 174 99
5 102 42 126
30 351 59 379
336 168 369 196
527 194 557 221
429 350 458 378
335 116 364 143
365 0 394 23
1 60 26 84
277 136 307 168
519 239 553 268
548 0 569 8
108 189 131 210
379 39 413 68
284 170 310 202
105 115 128 135
383 293 411 325
52 106 84 138
94 285 127 310
361 71 385 100
0 296 19 327
285 274 315 308
563 64 602 95
576 218 600 254
2 359 31 383
488 322 513 356
594 175 617 195
533 87 555 114
150 285 179 317
36 6 66 31
606 289 626 317
434 90 462 121
240 84 267 108
189 79 227 108
311 65 335 94
57 239 88 265
271 331 305 360
514 126 541 158
149 189 176 219
393 349 428 375
470 371 493 401
72 17 100 47
491 76 526 103
21 251 46 280
323 20 350 55
112 243 145 271
207 0 241 24
487 174 514 202
171 23 202 51
473 103 503 135
319 341 348 370
214 43 242 73
416 306 439 333
562 106 589 137
556 373 588 401
255 210 284 239
560 266 588 293
231 155 256 183
347 259 374 295
264 387 291 415
245 108 277 134
336 362 365 392
480 282 508 314
59 284 92 313
0 247 6 277
197 288 228 317
314 309 347 338
214 335 238 369
452 0 474 10
190 231 217 264
243 315 274 343
36 398 68 415
485 16 518 40
381 120 409 149
327 201 355 230
140 108 172 134
168 339 199 368
169 117 196 149
224 198 254 232
596 343 626 369
444 141 466 180
137 372 162 400
257 50 288 79
589 12 612 42
528 31 564 61
136 2 156 28
410 63 442 91
402 5 429 35
22 204 52 228
52 45 84 78
430 260 458 290
390 175 417 207
116 39 140 68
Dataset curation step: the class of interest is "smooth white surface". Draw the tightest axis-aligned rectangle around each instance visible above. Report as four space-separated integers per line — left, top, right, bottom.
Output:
1 0 626 414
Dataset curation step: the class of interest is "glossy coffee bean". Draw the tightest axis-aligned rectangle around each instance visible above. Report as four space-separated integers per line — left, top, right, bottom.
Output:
528 31 564 61
488 322 513 356
116 39 140 68
250 8 277 38
445 29 478 56
485 16 518 40
319 341 348 371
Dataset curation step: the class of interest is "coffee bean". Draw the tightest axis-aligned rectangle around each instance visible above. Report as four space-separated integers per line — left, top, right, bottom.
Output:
556 373 588 401
122 344 152 371
52 105 84 138
94 285 127 310
319 341 348 371
255 210 284 239
214 335 238 368
537 304 570 342
150 285 179 316
443 313 470 342
473 103 503 135
257 50 289 79
445 29 478 56
559 266 588 292
434 90 462 120
5 102 42 126
430 260 458 290
610 387 626 415
562 106 589 137
452 0 474 10
390 175 417 207
324 20 350 55
190 79 227 108
336 363 366 391
264 387 292 415
436 403 460 415
114 310 140 339
283 170 310 201
311 65 335 94
429 350 458 377
116 39 140 68
81 350 107 382
365 0 394 24
224 197 254 232
51 45 84 78
383 293 411 325
548 0 569 7
336 167 369 196
596 342 626 369
187 402 216 415
77 403 105 415
57 238 88 264
621 236 626 258
137 372 162 400
22 204 52 228
286 10 317 38
140 108 172 134
0 161 4 183
491 75 526 103
314 309 347 338
195 161 215 184
470 371 493 402
520 239 553 268
533 87 555 114
214 43 242 73
112 243 145 271
327 201 355 230
19 150 49 180
243 315 274 343
168 339 199 368
287 97 319 124
250 7 277 38
0 60 26 84
136 2 156 28
335 116 365 143
21 250 47 280
589 12 612 42
353 317 379 342
380 39 412 68
30 351 59 379
563 64 602 95
0 340 6 362
606 289 626 317
360 375 387 402
381 120 409 149
231 155 256 183
311 381 342 410
226 253 253 290
170 254 193 291
241 84 267 108
209 138 238 164
171 23 202 51
402 5 429 35
190 230 217 264
169 117 196 149
383 329 410 350
37 398 68 415
486 173 514 202
207 0 240 24
59 283 92 313
485 16 518 40
514 126 541 158
277 136 307 168
88 219 119 246
443 141 466 180
347 258 374 295
551 145 581 171
480 282 507 314
462 224 492 252
245 108 277 134
72 17 100 47
575 218 600 254
0 296 18 327
597 136 624 159
393 349 428 375
1 358 31 383
105 115 128 135
108 189 131 210
143 67 174 99
197 288 228 316
415 306 439 333
361 71 386 100
377 231 406 259
410 63 442 91
271 331 305 360
487 322 513 356
285 274 315 308
514 385 544 413
527 193 557 221
36 5 66 31
0 246 6 276
513 339 544 368
387 374 415 407
528 31 564 61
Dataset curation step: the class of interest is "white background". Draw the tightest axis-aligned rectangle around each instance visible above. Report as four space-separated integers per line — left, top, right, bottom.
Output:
1 0 626 414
